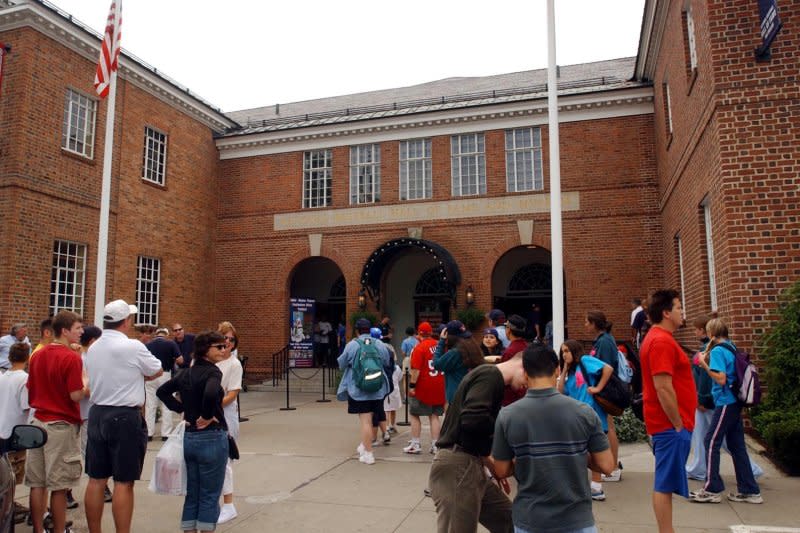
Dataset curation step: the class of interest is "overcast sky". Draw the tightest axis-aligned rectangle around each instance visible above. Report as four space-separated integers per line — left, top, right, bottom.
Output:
46 0 646 112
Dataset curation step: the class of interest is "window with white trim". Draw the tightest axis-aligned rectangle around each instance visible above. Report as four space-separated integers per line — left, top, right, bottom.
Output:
663 83 674 135
303 149 332 208
50 240 87 316
61 89 97 159
451 133 486 196
686 4 698 71
135 256 160 326
142 127 168 185
399 139 432 200
505 127 543 192
701 198 718 310
676 234 687 318
350 144 381 204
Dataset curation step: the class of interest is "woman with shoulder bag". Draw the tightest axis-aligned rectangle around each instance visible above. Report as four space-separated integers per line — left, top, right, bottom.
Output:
157 331 230 533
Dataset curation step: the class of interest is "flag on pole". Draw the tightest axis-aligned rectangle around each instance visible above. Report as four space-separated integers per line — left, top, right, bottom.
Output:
94 1 122 98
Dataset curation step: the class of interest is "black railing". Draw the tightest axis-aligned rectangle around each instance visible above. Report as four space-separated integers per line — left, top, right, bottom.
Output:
271 344 289 387
239 76 626 132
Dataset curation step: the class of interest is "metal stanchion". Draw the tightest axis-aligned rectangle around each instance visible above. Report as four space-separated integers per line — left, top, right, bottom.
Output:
396 365 410 426
237 394 249 422
280 358 295 411
317 359 331 403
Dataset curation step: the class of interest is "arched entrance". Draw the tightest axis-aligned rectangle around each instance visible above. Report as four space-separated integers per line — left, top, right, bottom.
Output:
491 246 565 339
360 239 460 352
289 257 345 366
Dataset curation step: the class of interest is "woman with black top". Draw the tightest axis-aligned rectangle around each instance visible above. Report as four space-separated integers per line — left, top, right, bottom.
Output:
157 331 229 533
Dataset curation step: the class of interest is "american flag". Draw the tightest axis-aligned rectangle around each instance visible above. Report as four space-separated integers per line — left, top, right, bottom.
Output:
94 1 122 98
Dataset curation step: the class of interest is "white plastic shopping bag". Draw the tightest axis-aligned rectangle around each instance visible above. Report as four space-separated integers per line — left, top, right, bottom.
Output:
148 423 186 496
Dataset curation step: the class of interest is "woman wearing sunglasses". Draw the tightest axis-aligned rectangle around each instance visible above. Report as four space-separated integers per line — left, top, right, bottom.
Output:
216 321 243 524
157 331 229 533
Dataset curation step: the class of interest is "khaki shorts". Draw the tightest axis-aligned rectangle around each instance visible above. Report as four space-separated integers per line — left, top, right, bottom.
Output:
24 419 82 491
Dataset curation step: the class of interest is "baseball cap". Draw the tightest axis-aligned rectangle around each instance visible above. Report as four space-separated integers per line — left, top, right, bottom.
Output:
103 299 138 322
433 323 446 337
355 317 372 331
483 327 500 340
155 327 170 336
445 320 472 339
487 309 506 323
506 314 527 333
418 322 433 335
369 327 382 339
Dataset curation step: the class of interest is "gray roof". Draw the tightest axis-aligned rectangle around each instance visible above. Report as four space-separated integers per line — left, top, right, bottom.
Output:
225 57 641 135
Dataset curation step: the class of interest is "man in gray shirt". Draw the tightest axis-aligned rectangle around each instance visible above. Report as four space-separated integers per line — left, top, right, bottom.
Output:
492 345 614 533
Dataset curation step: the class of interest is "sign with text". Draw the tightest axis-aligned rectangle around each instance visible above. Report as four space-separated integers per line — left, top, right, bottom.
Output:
757 0 782 54
289 298 315 368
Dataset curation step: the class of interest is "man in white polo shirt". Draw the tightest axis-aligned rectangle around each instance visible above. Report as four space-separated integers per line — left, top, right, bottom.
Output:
84 300 162 533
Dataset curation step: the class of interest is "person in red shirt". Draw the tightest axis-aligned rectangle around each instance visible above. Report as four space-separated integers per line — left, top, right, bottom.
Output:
639 290 697 533
403 322 446 455
500 315 528 406
25 310 87 533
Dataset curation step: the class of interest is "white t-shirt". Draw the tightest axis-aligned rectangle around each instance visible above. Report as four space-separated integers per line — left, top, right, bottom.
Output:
0 369 29 439
86 329 162 408
79 352 92 421
218 355 243 440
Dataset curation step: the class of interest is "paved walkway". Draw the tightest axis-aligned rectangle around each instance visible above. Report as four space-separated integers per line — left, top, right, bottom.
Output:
16 390 800 532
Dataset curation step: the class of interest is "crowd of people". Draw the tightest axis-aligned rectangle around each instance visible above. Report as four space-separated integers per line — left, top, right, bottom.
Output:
336 290 764 533
0 302 244 533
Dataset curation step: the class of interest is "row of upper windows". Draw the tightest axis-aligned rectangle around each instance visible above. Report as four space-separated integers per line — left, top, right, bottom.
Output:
302 128 544 208
62 88 167 186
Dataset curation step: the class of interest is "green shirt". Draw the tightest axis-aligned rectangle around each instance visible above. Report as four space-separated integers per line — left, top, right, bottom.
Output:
492 388 609 533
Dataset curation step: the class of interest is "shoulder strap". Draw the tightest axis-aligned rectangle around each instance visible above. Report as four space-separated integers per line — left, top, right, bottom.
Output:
579 360 596 387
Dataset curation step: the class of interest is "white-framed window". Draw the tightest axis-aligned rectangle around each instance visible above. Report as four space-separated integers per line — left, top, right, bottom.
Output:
50 240 87 316
686 3 698 71
701 198 718 310
505 127 543 192
399 138 432 200
61 88 97 159
350 144 381 204
142 127 168 185
135 256 160 326
676 234 687 318
451 133 486 196
663 83 674 135
303 149 332 208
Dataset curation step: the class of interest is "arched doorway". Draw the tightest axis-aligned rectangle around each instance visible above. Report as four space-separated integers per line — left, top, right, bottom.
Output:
491 246 565 339
360 239 460 353
289 257 345 366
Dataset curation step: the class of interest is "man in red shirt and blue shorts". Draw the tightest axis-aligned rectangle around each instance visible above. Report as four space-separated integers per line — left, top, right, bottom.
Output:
640 290 697 533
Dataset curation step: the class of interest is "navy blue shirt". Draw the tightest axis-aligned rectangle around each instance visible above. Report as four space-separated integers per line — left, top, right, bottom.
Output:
146 336 181 372
174 333 196 369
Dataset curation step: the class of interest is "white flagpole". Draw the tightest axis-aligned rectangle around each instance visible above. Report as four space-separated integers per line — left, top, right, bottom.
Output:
93 3 120 326
547 0 565 351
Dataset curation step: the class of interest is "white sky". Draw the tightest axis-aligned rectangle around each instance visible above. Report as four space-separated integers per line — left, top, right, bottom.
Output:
46 0 646 113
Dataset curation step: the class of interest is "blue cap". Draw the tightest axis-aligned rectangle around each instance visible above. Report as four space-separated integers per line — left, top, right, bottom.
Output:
369 327 382 339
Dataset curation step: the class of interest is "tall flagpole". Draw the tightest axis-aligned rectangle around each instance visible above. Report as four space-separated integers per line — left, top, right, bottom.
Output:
547 0 565 351
93 1 121 326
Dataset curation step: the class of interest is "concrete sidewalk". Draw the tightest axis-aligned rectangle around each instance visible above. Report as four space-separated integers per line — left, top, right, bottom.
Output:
18 390 800 532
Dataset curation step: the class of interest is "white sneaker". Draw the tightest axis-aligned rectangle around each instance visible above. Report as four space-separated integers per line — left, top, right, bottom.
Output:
356 443 365 455
371 438 380 447
359 451 375 465
602 469 622 482
382 432 391 444
429 444 438 454
217 503 238 524
403 441 421 454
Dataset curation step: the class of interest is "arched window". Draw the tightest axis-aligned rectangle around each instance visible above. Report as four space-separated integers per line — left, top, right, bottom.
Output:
415 268 450 297
508 263 552 296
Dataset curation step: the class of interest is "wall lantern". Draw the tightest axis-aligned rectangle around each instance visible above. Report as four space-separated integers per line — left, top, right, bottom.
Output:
357 288 367 310
465 285 475 306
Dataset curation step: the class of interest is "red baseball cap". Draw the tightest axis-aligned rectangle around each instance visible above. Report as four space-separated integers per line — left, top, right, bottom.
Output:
418 322 433 335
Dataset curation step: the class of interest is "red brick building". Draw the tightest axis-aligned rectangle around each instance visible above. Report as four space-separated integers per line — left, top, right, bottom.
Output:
1 0 797 377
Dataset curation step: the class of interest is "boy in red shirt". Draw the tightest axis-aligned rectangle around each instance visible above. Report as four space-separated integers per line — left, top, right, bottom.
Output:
640 290 697 533
403 322 446 454
26 310 87 533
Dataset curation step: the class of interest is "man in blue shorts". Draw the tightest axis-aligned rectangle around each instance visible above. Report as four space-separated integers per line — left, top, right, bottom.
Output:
639 290 697 533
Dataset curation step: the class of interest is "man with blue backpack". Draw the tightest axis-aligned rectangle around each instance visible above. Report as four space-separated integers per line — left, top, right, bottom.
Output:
337 317 391 465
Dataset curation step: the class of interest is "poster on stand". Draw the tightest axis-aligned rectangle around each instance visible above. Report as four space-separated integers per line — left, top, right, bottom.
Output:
289 298 315 368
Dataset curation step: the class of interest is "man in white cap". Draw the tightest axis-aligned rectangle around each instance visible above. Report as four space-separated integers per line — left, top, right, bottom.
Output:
84 300 163 533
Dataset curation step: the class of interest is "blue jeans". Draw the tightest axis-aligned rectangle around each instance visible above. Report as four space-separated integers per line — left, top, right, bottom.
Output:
686 408 763 481
703 402 759 495
181 430 228 531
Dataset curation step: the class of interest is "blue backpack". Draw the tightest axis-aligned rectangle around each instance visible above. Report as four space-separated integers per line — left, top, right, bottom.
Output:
352 338 384 393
